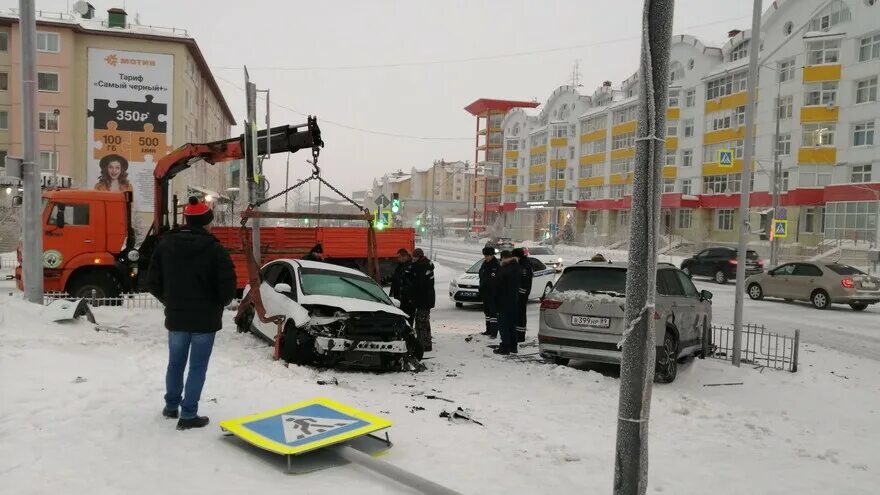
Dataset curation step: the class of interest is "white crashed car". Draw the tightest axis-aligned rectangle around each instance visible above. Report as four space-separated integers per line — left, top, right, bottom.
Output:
523 246 565 272
236 259 422 370
449 257 556 308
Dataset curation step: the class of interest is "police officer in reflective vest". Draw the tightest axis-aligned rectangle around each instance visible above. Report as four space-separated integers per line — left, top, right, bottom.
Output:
512 248 533 343
478 246 500 337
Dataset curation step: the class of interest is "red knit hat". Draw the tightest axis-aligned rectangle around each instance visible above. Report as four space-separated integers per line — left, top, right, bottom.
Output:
184 196 214 226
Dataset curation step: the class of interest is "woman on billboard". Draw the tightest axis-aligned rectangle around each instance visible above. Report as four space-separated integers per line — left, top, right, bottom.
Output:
95 154 133 193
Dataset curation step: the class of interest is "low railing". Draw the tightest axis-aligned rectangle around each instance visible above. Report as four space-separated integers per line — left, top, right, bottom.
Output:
43 291 164 310
709 323 799 372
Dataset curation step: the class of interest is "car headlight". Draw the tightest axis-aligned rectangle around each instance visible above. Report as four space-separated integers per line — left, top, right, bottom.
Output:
449 281 458 289
557 257 563 263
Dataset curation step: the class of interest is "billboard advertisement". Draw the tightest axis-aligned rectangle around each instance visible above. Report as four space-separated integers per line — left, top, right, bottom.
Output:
87 48 174 213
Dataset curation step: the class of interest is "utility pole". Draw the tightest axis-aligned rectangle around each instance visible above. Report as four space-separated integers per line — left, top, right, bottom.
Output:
552 148 560 247
244 68 261 264
733 0 763 368
52 109 60 184
20 0 43 304
429 161 437 260
284 153 290 213
770 75 782 269
613 0 673 493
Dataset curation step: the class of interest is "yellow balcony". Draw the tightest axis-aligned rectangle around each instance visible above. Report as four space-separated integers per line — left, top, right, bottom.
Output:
800 106 839 123
528 183 546 192
578 176 605 188
798 147 837 165
610 148 636 160
666 108 680 120
550 137 568 147
580 129 606 143
665 136 678 151
611 121 637 136
503 184 519 193
549 179 567 189
503 167 518 177
703 127 747 145
663 166 678 179
803 64 842 82
529 164 547 174
505 150 519 159
579 152 606 165
701 159 756 175
550 159 567 169
704 90 748 113
610 173 633 185
529 145 547 155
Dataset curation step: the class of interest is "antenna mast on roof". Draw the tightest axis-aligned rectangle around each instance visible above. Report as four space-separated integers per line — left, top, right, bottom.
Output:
569 59 582 87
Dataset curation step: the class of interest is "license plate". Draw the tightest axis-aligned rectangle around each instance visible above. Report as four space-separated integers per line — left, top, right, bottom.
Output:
461 291 478 297
571 315 611 328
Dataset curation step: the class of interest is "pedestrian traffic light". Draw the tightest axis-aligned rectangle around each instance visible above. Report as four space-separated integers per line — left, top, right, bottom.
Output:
391 193 400 214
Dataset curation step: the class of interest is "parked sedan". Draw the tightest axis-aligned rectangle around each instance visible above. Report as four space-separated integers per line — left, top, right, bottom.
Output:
236 259 422 370
449 257 556 308
680 247 763 284
538 261 712 383
746 262 880 310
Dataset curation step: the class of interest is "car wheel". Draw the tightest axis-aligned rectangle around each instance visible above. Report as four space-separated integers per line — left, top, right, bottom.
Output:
553 357 570 366
455 302 463 308
681 266 691 277
281 322 317 365
655 331 679 383
714 270 728 284
68 271 122 305
542 283 553 299
811 289 830 310
747 283 763 301
849 302 868 311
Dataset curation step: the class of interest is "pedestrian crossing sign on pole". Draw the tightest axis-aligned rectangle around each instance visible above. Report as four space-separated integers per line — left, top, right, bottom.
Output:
771 219 788 239
717 149 734 168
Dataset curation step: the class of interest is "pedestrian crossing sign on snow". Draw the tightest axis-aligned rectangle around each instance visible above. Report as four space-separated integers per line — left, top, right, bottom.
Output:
717 149 734 167
771 219 788 239
219 398 392 456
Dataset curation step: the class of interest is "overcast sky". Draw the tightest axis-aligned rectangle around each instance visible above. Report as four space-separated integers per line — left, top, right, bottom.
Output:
18 0 753 198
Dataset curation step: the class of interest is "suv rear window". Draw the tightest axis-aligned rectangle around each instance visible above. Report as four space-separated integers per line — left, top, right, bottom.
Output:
826 264 865 275
554 266 627 294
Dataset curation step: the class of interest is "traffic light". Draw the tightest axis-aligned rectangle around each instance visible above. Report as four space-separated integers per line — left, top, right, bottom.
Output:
391 192 400 214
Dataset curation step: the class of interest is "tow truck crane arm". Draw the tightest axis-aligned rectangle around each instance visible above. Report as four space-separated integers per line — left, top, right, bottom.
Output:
152 117 322 233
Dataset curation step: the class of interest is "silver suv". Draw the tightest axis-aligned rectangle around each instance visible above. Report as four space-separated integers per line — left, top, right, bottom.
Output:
538 261 713 383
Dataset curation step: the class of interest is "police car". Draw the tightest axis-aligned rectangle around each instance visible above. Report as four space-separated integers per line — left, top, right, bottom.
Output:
449 257 556 308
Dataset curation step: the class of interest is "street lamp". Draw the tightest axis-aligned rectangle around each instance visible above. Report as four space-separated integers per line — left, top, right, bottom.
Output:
52 108 60 183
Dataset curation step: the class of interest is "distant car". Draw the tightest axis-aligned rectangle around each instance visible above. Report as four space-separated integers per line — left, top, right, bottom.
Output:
680 247 763 284
449 257 556 308
524 246 564 272
745 262 880 311
538 261 713 383
237 259 422 370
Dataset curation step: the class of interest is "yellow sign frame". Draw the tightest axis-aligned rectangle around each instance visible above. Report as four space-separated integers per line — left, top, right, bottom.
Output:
717 149 734 168
219 397 393 456
771 219 788 239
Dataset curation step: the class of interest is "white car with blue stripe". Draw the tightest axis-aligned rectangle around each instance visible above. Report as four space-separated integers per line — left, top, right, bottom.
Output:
449 257 556 308
522 246 565 272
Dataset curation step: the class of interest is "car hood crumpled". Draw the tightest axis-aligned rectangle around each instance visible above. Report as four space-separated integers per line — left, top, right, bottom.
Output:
299 294 408 318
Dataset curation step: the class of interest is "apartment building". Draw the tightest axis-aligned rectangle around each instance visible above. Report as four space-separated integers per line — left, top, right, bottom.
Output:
496 0 879 247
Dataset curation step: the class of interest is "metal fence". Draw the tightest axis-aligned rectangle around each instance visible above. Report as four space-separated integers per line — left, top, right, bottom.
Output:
709 323 799 372
43 291 164 310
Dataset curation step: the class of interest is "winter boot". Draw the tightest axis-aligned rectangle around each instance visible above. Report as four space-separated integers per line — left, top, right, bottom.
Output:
516 328 526 343
162 407 179 419
493 347 510 355
177 416 210 430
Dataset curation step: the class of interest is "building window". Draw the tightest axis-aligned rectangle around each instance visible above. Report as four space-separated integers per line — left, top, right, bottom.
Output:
582 115 607 133
778 58 796 82
552 125 568 138
810 2 849 32
529 152 547 166
569 146 575 159
802 207 825 234
824 201 879 242
859 33 880 62
668 88 680 107
663 178 676 193
798 165 833 187
677 119 691 139
619 210 630 226
529 173 545 184
665 150 676 166
807 39 840 65
730 40 749 61
685 88 696 107
612 106 638 125
715 209 735 231
677 209 693 229
853 121 875 147
703 173 743 194
39 151 58 171
37 72 59 92
681 149 693 168
706 71 747 100
0 32 7 52
781 170 790 191
703 140 744 163
666 122 678 137
587 211 600 225
669 62 684 82
611 132 635 150
804 81 838 106
777 133 791 156
579 185 604 200
681 179 692 195
36 31 60 53
855 77 878 104
802 123 836 147
0 72 8 91
610 184 626 198
505 139 519 151
0 110 8 130
611 158 633 174
851 164 873 183
38 111 59 131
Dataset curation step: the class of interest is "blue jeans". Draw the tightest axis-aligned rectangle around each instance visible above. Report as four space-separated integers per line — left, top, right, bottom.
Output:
165 331 216 419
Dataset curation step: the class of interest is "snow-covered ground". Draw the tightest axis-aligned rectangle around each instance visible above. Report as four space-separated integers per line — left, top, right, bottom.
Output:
426 239 880 361
1 261 879 494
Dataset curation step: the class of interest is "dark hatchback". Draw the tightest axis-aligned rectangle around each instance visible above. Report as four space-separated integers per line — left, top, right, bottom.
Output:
680 247 763 284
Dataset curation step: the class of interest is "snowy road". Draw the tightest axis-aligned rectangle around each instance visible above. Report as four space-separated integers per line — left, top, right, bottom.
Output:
423 240 880 361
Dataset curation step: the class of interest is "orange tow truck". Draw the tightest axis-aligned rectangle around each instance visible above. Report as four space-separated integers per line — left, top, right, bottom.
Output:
17 120 414 298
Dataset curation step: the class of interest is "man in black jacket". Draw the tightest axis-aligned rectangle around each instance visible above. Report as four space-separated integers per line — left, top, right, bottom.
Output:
478 246 499 337
390 248 414 324
512 248 533 343
148 197 237 430
494 250 522 355
405 248 435 352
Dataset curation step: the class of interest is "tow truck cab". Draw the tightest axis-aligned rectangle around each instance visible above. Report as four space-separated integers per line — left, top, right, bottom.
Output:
17 189 137 298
